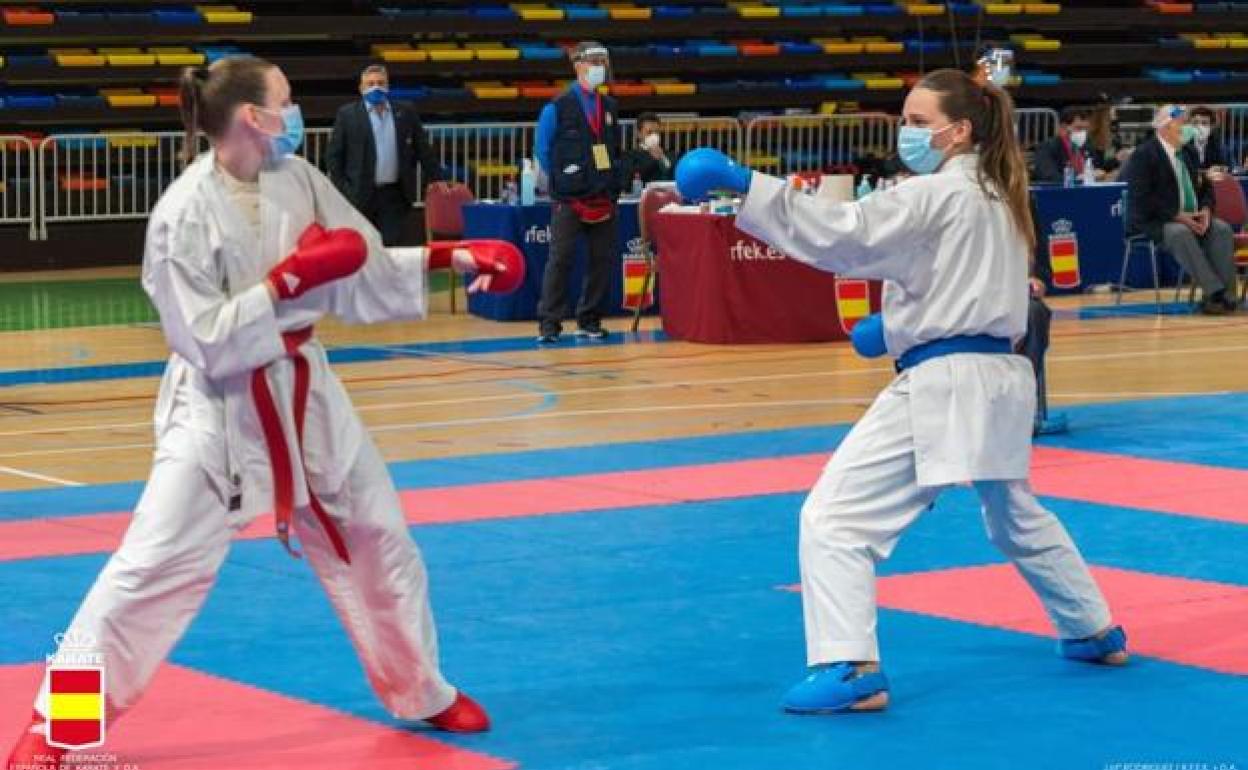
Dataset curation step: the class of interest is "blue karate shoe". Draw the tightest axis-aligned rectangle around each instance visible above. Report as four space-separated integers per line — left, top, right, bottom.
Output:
1034 412 1070 436
781 662 890 714
1059 625 1129 666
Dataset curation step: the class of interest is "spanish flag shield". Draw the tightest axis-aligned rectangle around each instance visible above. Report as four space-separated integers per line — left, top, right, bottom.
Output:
835 279 872 334
1048 229 1081 290
622 253 654 311
47 667 106 750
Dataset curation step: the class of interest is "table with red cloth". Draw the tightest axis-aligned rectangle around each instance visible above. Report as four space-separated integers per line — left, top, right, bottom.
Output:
651 210 881 344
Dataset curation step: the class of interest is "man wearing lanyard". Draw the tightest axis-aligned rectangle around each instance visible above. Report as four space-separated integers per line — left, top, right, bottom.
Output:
533 41 622 344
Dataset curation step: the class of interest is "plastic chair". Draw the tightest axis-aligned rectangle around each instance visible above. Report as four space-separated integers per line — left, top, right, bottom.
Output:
424 181 475 313
1210 172 1248 303
1115 188 1164 312
632 184 681 333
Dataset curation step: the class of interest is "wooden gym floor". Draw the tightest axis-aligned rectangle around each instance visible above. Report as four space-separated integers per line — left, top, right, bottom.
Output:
0 266 1244 491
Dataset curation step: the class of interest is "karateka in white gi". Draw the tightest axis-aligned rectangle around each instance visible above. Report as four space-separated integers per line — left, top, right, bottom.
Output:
8 56 524 768
675 68 1128 714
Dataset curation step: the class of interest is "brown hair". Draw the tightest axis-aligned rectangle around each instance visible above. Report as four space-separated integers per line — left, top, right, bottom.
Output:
178 56 275 166
916 68 1035 252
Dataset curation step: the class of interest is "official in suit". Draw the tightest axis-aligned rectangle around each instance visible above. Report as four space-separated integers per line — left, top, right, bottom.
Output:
327 64 446 246
1124 105 1237 314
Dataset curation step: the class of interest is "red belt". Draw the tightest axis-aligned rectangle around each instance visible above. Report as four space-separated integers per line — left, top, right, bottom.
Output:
250 326 351 563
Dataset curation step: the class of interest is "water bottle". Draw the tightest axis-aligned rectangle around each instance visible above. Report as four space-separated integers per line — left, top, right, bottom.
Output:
1062 164 1074 188
520 159 536 206
631 173 643 198
855 175 873 199
1081 156 1096 186
502 177 517 205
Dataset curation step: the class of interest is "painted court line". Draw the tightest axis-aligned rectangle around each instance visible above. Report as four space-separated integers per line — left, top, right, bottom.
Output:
0 464 82 487
1 446 1246 564
780 564 1248 676
0 663 513 770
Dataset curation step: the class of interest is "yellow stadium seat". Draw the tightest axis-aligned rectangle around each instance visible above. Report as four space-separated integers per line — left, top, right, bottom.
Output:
982 3 1023 12
864 42 904 54
861 77 904 89
609 7 651 19
476 163 520 177
472 86 521 99
518 8 564 20
196 4 253 23
475 48 521 61
823 42 865 54
649 81 696 96
429 49 475 62
101 89 158 108
1024 2 1060 12
52 48 106 67
102 131 159 148
737 5 781 18
904 4 945 15
1022 39 1061 51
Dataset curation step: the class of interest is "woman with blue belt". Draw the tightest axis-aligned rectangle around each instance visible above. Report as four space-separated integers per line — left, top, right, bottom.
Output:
676 69 1127 714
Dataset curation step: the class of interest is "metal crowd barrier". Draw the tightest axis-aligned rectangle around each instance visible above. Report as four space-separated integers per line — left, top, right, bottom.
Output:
1015 107 1059 152
0 135 38 240
37 131 194 239
38 102 1248 244
742 113 898 176
1215 103 1248 168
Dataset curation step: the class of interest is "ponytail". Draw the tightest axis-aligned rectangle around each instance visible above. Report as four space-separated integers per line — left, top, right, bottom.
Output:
176 56 276 169
978 82 1035 253
178 66 209 167
916 69 1036 254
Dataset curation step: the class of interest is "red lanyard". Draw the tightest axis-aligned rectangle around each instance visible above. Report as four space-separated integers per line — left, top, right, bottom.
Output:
581 87 604 138
1062 135 1085 171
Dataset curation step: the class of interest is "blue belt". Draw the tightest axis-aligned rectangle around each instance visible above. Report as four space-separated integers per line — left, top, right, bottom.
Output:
895 335 1013 372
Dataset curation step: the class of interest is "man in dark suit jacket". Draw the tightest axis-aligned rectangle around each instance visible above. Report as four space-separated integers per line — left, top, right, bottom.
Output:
1032 106 1112 184
1187 106 1231 172
1124 105 1238 314
326 64 445 246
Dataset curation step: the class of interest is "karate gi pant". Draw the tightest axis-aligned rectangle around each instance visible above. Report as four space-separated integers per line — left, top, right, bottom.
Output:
34 407 456 723
797 370 1112 665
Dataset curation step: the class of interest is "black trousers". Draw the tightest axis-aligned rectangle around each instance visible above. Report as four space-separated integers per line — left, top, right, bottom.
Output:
1019 296 1053 425
537 201 618 335
361 184 410 247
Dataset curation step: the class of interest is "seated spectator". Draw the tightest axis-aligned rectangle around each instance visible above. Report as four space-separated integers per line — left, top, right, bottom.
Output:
1186 107 1231 173
620 112 673 188
1124 105 1238 315
1032 106 1112 184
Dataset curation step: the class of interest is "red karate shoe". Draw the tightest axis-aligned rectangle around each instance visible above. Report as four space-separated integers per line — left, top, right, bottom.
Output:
424 691 490 733
6 714 66 770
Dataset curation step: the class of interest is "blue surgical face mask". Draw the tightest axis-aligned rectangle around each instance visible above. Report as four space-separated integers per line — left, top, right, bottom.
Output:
584 64 607 89
364 86 388 106
261 104 304 161
898 123 953 175
1180 124 1199 145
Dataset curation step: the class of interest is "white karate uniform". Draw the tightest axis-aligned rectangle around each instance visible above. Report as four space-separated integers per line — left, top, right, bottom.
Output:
34 152 457 723
736 154 1112 664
